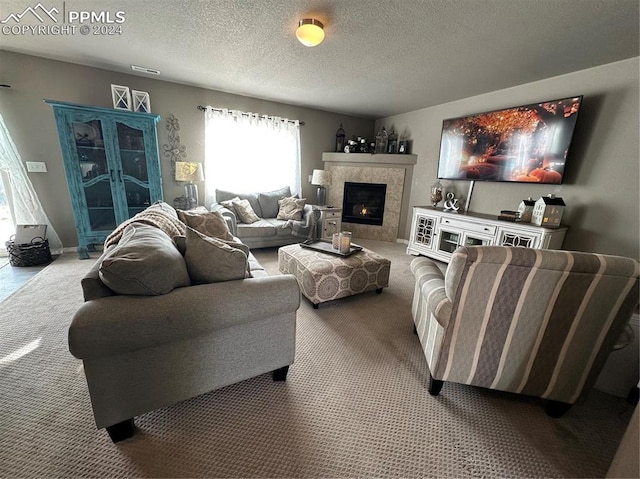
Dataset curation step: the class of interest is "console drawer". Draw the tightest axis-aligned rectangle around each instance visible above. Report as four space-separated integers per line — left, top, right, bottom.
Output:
440 217 497 236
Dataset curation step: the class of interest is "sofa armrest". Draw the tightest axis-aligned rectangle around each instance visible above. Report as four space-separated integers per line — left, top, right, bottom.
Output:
211 202 237 236
69 274 300 360
410 257 452 327
301 204 319 229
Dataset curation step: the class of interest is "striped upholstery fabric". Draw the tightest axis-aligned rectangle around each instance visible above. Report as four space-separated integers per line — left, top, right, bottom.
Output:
411 246 639 404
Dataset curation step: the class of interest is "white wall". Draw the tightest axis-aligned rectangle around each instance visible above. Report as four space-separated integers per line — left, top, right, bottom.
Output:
377 58 639 258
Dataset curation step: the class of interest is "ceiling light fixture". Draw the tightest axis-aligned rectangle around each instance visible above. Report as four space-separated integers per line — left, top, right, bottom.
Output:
296 18 325 47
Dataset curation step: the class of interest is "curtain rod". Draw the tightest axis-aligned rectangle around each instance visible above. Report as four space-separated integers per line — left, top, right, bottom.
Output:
197 105 305 126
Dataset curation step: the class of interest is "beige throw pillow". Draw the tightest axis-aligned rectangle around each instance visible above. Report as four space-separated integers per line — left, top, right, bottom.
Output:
277 196 306 221
99 223 191 295
184 227 250 284
232 198 261 224
220 196 240 215
177 208 234 241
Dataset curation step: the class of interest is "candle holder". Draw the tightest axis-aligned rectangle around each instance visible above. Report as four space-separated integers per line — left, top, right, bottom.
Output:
339 231 352 254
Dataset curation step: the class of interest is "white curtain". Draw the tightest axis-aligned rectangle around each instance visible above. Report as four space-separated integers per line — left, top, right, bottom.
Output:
0 114 63 254
203 107 301 206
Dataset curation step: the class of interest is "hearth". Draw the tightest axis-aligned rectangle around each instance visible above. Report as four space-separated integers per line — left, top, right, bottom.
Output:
342 181 387 226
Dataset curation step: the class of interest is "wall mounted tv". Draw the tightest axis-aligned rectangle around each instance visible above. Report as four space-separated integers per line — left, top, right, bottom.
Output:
437 96 582 184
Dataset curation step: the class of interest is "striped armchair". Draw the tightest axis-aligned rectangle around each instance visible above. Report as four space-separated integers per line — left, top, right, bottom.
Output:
411 246 639 416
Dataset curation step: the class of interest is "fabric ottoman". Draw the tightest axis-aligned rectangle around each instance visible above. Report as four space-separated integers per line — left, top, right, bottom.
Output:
278 243 391 308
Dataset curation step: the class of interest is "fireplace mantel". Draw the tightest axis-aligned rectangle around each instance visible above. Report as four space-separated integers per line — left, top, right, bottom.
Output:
322 152 417 165
322 152 417 242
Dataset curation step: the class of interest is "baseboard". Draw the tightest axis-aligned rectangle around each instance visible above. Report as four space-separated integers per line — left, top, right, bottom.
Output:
395 238 408 245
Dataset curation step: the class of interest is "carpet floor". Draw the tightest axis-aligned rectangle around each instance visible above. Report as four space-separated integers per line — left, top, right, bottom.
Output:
0 239 634 478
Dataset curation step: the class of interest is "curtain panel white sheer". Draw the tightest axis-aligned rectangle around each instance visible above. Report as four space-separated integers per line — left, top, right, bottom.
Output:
203 107 301 207
0 114 63 254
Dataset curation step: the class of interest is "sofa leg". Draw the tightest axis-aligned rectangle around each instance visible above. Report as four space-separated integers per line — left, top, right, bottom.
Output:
545 400 573 418
272 366 289 382
376 288 383 294
106 418 135 442
428 376 444 396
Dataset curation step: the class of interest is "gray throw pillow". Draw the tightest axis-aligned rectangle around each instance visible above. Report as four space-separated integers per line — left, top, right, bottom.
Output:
99 223 191 295
184 227 250 284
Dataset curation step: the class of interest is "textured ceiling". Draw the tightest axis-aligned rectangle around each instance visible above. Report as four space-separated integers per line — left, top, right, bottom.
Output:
1 0 638 118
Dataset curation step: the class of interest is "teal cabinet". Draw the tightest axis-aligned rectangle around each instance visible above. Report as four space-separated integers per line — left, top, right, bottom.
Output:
46 100 163 258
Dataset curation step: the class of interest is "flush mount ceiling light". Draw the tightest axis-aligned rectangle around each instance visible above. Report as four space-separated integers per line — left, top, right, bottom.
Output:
296 18 325 47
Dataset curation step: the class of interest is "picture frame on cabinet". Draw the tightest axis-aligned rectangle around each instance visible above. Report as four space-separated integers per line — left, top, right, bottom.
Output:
111 84 131 110
132 90 151 113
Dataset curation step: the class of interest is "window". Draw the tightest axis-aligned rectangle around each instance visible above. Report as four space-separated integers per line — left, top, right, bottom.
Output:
203 107 301 205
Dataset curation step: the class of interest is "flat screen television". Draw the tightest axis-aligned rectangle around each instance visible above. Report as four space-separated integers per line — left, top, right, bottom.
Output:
437 96 583 184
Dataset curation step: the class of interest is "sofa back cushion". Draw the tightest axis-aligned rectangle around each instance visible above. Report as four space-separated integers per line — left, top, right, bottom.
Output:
258 186 292 218
184 227 250 284
99 223 191 295
216 189 262 217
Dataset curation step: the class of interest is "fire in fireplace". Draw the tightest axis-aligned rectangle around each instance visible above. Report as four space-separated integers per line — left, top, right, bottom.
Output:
342 181 387 226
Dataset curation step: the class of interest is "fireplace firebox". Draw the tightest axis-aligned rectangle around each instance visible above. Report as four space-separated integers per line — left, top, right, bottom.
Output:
342 182 387 226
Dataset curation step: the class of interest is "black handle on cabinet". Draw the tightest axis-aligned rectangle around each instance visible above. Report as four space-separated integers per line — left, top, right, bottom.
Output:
110 169 115 182
117 170 122 182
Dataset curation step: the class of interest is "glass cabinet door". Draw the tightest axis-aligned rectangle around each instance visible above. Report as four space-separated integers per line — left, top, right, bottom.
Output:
72 119 118 232
438 229 461 254
116 122 152 217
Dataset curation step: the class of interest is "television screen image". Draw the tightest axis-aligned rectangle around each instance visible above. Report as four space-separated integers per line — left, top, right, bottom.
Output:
437 96 582 184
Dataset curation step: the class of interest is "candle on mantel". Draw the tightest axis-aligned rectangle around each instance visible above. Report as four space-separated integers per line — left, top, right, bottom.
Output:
339 231 352 254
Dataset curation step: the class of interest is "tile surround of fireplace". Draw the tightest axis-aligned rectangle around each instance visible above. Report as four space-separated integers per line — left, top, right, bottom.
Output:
322 153 417 242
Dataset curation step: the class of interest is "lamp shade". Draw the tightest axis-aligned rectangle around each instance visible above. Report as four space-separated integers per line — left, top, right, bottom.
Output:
311 169 331 186
175 162 204 182
296 18 325 47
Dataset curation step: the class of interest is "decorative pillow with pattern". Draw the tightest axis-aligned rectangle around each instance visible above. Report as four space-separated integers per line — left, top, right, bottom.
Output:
219 196 241 215
232 198 261 224
183 227 250 284
177 208 234 241
277 196 306 221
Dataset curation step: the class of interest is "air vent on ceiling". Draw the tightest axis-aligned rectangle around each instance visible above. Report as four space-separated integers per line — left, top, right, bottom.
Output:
130 65 160 75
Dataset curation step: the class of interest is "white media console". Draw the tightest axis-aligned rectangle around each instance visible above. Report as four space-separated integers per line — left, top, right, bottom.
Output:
407 206 568 263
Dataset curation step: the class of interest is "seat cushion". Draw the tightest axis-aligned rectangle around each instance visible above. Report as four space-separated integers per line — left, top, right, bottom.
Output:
237 219 277 238
265 218 294 237
99 223 191 295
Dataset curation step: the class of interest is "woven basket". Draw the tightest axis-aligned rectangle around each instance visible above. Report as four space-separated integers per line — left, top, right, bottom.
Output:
5 236 52 267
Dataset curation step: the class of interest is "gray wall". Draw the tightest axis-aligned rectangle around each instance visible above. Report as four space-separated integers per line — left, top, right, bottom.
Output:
0 51 374 248
377 58 639 259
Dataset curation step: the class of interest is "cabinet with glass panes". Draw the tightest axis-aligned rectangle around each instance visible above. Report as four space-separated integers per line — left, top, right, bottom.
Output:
46 100 163 259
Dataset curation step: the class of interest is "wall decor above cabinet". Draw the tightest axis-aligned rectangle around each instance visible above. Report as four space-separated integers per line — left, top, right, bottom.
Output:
45 100 163 259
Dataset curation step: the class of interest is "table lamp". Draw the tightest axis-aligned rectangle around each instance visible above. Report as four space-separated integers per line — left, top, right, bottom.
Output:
311 169 331 206
175 162 204 209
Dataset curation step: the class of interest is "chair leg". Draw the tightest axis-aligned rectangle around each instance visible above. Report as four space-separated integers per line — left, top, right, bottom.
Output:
545 400 573 418
428 376 444 396
106 418 135 442
272 365 289 382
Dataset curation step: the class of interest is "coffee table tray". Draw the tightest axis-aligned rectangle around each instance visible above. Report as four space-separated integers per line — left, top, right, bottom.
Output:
300 239 363 257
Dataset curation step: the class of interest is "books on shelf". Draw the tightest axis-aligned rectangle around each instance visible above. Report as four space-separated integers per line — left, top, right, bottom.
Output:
498 210 521 222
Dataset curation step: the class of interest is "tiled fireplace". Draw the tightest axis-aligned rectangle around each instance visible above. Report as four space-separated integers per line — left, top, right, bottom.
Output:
322 153 417 242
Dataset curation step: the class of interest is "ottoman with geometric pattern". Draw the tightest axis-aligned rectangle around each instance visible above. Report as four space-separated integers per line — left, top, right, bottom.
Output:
278 243 391 308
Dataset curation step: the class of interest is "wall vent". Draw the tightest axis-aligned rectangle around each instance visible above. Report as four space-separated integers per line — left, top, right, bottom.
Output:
130 65 161 75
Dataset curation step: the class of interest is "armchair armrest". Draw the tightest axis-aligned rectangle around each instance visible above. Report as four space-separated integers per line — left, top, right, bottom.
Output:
211 202 237 236
410 257 452 328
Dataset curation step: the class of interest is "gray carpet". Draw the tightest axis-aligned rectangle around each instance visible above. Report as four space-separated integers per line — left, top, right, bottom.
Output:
0 239 634 478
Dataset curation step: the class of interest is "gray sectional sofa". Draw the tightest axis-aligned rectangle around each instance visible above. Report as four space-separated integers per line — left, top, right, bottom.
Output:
68 202 300 442
211 186 318 249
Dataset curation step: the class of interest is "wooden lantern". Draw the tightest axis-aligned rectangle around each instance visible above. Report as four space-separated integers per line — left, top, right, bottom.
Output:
531 194 565 228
